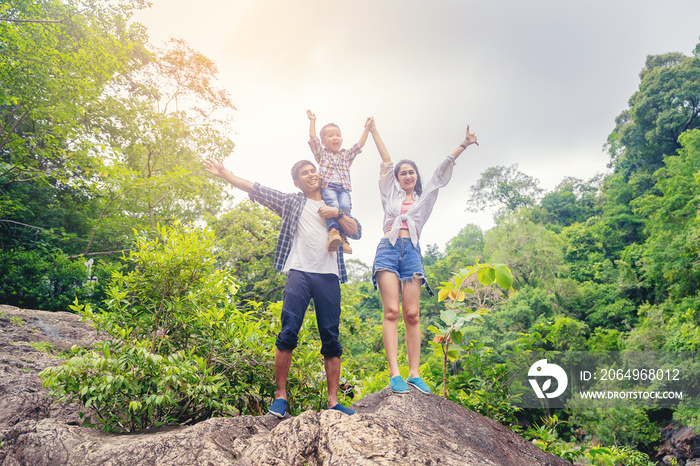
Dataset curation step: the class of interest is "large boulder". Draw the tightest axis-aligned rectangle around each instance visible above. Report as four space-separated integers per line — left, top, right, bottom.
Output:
0 305 569 465
0 305 103 444
2 389 568 465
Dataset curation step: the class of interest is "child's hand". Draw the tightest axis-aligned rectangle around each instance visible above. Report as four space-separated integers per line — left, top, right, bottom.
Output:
365 117 375 132
307 110 316 121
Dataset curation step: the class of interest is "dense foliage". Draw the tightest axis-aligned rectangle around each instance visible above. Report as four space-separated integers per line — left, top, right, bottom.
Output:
40 224 277 431
1 0 235 311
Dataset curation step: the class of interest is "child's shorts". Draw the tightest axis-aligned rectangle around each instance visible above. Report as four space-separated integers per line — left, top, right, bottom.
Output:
371 237 433 295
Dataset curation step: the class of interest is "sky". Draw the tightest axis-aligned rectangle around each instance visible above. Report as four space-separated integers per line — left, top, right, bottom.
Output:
134 0 700 266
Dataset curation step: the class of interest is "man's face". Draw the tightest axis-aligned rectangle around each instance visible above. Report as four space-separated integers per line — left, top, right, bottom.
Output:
294 164 320 193
320 126 342 153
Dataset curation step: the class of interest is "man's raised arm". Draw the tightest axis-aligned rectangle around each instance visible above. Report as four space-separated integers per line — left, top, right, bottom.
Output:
203 158 253 193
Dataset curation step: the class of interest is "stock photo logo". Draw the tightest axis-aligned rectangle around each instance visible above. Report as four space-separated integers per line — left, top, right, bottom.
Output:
527 359 568 399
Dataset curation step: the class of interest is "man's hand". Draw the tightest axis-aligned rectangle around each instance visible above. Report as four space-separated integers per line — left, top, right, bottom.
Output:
203 158 228 178
307 110 316 121
317 205 340 219
202 157 253 192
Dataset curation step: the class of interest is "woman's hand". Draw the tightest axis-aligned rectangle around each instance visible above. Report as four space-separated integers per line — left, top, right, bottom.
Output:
464 125 478 147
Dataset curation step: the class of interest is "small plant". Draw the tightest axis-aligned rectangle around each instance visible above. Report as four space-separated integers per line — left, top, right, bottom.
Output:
430 260 513 397
10 315 25 327
524 415 585 464
29 341 57 355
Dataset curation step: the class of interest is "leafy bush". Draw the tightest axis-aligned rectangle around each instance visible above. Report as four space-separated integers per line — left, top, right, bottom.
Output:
566 401 660 452
42 340 241 431
523 415 657 466
40 223 276 432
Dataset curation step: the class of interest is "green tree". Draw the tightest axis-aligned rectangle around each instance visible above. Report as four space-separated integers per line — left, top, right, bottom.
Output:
466 164 544 216
560 221 606 283
633 129 700 300
607 46 700 180
484 212 566 288
1 0 149 253
206 200 285 303
83 38 235 256
0 0 147 188
537 176 602 228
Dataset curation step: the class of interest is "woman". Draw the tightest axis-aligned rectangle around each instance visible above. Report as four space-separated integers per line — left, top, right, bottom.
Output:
367 118 478 394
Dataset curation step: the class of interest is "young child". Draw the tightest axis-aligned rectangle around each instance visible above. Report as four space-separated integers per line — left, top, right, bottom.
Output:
307 109 370 254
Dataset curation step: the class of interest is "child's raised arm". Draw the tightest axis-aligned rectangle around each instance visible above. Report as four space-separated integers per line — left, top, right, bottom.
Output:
367 118 391 164
357 119 371 148
307 109 317 140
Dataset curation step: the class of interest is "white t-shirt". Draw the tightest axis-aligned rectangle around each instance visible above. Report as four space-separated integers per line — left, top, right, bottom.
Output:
283 198 339 276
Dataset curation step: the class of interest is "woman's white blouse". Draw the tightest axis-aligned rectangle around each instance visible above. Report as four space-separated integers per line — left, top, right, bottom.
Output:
379 155 456 246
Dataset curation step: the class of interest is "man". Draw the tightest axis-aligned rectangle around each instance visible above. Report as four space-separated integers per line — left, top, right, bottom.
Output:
203 157 360 417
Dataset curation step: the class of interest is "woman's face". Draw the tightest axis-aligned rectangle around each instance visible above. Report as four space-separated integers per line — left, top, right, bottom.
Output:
396 163 417 193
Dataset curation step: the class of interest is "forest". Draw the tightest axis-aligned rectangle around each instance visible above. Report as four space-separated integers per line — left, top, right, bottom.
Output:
2 1 700 464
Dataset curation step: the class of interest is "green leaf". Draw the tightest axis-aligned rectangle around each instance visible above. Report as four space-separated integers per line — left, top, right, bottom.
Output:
495 264 514 290
477 266 496 286
441 309 457 325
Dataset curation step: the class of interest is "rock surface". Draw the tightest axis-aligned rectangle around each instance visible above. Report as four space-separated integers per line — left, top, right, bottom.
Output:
0 305 570 465
0 305 103 445
658 423 700 466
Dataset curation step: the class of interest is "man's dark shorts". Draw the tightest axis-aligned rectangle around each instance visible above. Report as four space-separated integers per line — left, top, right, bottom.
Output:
276 270 342 358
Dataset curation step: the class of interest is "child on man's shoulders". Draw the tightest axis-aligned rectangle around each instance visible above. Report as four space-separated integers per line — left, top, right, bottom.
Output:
307 109 371 254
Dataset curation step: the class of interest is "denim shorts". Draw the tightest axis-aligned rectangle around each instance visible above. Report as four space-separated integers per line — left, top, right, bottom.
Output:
371 238 433 295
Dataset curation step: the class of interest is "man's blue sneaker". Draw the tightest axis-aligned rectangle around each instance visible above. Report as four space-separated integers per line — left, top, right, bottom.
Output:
328 403 356 415
390 375 409 393
406 377 432 394
268 398 287 418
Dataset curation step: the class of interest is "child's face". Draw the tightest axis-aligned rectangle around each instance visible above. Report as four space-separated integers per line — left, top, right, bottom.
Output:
321 126 342 153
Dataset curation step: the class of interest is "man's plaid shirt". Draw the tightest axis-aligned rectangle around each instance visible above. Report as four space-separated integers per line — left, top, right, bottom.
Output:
248 182 362 283
308 137 362 191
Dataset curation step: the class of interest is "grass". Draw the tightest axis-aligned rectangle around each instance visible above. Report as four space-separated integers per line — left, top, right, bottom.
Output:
9 316 25 327
28 341 57 355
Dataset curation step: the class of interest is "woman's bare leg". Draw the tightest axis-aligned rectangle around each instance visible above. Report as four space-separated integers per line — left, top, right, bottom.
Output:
401 277 423 378
377 270 402 377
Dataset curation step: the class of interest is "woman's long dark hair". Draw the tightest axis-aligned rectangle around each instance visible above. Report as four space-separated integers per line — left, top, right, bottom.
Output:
393 159 423 196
